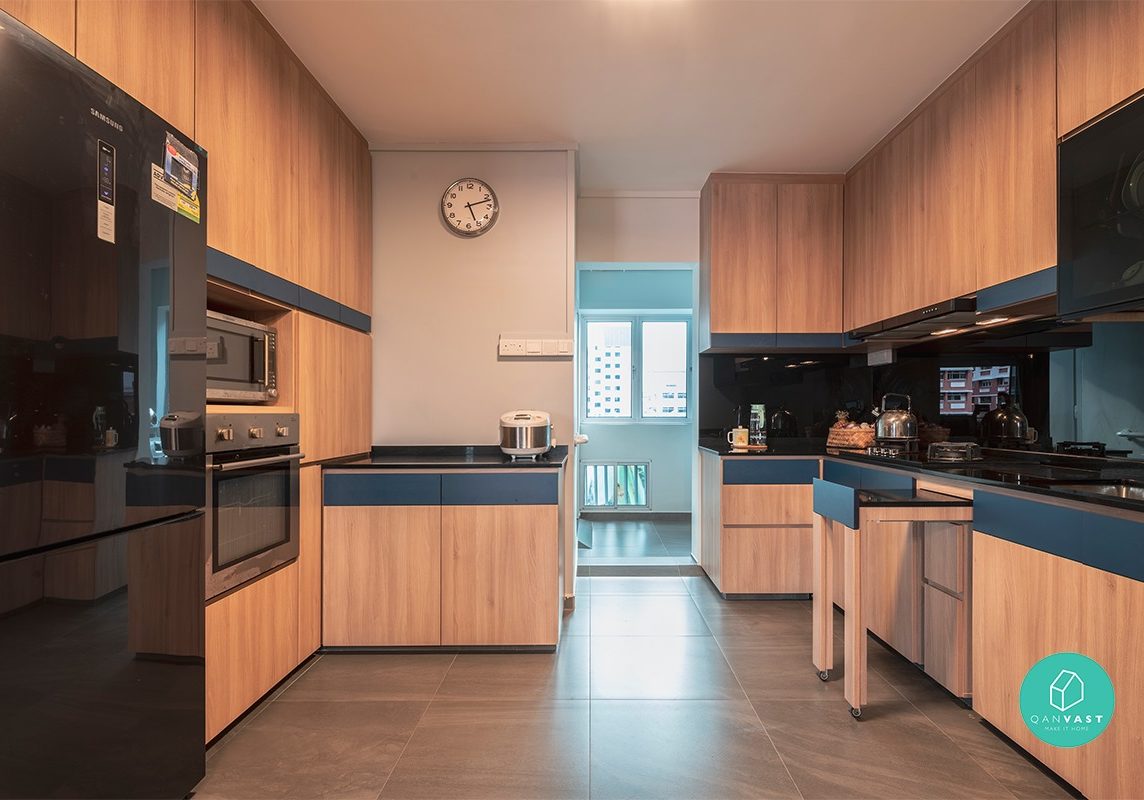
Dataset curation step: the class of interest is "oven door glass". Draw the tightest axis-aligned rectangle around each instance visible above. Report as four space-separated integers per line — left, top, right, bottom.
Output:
212 458 290 569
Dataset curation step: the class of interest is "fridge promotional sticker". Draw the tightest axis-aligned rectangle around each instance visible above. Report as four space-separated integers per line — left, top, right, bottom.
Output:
96 139 115 243
160 132 200 223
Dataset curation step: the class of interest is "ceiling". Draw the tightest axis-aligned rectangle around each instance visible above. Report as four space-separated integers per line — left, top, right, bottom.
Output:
256 0 1026 192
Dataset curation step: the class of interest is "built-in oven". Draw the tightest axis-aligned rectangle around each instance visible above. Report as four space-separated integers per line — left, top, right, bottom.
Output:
1059 93 1144 317
205 412 301 600
206 310 279 403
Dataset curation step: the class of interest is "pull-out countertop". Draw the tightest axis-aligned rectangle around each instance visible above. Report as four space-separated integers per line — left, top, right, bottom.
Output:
332 445 569 470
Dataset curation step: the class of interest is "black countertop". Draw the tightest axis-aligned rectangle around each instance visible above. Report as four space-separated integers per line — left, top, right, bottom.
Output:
831 449 1144 515
330 445 569 470
698 438 827 457
856 486 973 508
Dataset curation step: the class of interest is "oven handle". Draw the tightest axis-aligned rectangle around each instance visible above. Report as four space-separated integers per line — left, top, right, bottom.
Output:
212 452 305 472
263 333 271 388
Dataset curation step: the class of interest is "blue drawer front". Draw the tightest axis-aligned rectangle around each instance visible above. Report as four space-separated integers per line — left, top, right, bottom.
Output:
974 490 1144 583
822 460 914 492
442 473 560 505
324 473 442 506
722 459 819 485
43 457 96 483
813 478 858 529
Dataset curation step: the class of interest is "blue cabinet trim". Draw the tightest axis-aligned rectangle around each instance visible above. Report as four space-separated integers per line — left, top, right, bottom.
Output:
723 459 819 485
813 478 858 529
976 266 1057 314
974 490 1144 583
324 473 442 506
822 460 914 492
442 473 560 505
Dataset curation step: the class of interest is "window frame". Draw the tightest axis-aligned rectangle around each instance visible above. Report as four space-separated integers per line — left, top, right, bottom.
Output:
580 460 651 509
579 312 692 426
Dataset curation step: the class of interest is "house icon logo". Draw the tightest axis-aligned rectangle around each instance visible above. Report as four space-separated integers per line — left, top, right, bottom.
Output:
1049 669 1084 712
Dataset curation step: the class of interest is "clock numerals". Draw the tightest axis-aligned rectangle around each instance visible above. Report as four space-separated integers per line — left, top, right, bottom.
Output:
442 178 498 237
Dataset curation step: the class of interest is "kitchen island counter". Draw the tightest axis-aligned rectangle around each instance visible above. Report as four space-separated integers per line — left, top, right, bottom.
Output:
333 445 568 470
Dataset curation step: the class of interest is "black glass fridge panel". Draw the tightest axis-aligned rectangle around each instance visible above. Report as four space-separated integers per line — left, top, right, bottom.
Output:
0 14 206 560
1059 94 1144 316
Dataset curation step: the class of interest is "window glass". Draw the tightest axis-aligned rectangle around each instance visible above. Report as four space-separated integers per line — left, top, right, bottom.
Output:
641 320 688 418
585 321 632 418
615 464 648 506
583 464 616 507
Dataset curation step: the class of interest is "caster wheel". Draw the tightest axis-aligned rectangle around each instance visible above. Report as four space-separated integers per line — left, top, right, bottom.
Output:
850 707 863 719
817 670 830 682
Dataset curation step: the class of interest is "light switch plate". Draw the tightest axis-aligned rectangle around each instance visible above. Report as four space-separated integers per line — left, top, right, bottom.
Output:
498 333 573 359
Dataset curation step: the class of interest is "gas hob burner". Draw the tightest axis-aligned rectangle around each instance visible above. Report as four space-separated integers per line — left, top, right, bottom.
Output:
866 439 919 458
927 441 983 463
1055 441 1106 457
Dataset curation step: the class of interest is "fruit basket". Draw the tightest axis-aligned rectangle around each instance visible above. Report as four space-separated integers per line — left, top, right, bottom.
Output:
826 411 875 449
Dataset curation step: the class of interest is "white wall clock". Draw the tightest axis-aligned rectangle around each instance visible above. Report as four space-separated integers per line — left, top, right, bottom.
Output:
441 177 499 236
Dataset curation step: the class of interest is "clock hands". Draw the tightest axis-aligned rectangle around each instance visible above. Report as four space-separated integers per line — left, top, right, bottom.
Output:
464 199 493 221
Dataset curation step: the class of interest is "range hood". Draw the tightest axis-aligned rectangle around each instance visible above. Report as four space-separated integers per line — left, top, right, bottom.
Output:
848 298 978 341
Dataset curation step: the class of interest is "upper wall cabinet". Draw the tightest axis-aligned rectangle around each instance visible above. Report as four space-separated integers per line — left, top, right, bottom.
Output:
700 175 843 341
1058 0 1144 136
196 0 301 284
0 0 75 53
76 0 195 136
296 312 371 463
974 1 1057 290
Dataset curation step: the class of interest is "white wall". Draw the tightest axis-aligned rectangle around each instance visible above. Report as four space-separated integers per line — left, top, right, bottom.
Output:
371 147 578 593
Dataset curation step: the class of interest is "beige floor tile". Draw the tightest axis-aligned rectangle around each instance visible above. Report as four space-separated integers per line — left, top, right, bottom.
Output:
435 635 589 700
587 575 690 595
591 635 746 700
590 594 710 637
723 642 903 703
277 653 454 702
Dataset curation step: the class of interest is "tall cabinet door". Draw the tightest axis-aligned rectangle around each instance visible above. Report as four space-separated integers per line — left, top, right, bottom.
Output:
703 178 778 334
0 0 75 52
776 182 842 333
441 505 560 646
296 312 372 464
1057 0 1144 136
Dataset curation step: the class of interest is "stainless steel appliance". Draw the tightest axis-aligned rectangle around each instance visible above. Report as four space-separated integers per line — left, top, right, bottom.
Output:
768 406 798 438
2 12 208 798
979 392 1035 448
206 310 279 403
206 412 301 599
873 393 919 449
927 441 983 463
849 297 977 341
1059 93 1144 317
499 410 554 458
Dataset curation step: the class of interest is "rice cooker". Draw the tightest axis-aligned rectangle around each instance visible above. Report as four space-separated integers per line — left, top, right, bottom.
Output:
499 410 554 458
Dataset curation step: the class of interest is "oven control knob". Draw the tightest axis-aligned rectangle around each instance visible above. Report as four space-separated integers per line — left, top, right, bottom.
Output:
216 427 234 442
248 426 264 440
276 425 290 437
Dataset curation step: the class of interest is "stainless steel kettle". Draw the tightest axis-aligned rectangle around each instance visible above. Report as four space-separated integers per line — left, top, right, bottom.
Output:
873 393 918 441
979 392 1033 446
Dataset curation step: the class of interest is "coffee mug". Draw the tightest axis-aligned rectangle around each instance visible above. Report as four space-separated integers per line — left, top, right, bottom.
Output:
1026 428 1039 444
727 426 749 448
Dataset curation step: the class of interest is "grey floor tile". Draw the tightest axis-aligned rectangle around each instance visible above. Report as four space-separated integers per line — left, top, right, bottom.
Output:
591 635 746 700
590 700 800 800
587 575 690 595
755 698 1014 799
590 594 710 637
562 593 590 637
195 700 426 800
586 565 683 577
723 643 902 703
377 700 589 800
434 635 589 700
699 603 815 648
278 653 454 702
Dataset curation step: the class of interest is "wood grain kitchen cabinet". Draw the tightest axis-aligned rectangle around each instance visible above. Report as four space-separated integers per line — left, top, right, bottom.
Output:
0 0 75 53
206 562 299 741
296 464 322 661
776 182 843 333
76 0 195 135
195 0 300 283
974 1 1057 290
974 532 1144 799
322 504 442 646
842 160 877 332
1057 0 1144 136
700 176 777 336
921 521 971 698
295 312 371 464
441 504 560 646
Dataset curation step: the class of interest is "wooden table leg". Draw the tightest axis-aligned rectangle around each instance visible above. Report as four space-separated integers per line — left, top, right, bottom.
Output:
812 513 833 680
843 523 867 717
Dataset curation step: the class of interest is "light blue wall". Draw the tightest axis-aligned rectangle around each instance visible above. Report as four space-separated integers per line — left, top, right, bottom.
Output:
577 265 696 513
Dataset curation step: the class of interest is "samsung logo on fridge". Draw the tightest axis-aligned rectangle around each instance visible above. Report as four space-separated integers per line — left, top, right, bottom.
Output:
90 107 123 132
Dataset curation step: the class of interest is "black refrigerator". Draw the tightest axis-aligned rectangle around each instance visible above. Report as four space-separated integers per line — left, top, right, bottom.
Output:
0 12 207 799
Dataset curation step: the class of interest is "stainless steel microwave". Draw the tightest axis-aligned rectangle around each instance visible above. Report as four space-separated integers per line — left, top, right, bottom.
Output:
206 310 278 403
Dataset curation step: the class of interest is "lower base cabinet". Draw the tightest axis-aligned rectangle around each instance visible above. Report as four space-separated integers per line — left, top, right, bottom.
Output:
441 504 560 646
322 505 442 646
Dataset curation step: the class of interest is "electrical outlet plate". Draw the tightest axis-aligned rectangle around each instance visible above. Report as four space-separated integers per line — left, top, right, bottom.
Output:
499 334 573 358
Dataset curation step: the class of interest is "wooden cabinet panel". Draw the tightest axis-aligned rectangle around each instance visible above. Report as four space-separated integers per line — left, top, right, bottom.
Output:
195 0 299 282
702 178 777 334
1057 0 1144 136
441 505 559 646
777 183 842 333
347 127 373 314
923 583 969 698
721 484 812 526
0 0 75 52
206 563 299 741
296 312 371 463
296 464 321 660
322 505 441 646
721 526 811 594
973 533 1144 799
699 449 722 582
975 2 1057 289
76 0 194 134
922 521 967 596
843 160 877 332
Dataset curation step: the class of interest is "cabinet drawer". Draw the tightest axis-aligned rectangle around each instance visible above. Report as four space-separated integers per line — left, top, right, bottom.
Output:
923 522 966 596
924 583 969 698
720 525 811 594
323 472 441 506
722 484 812 526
